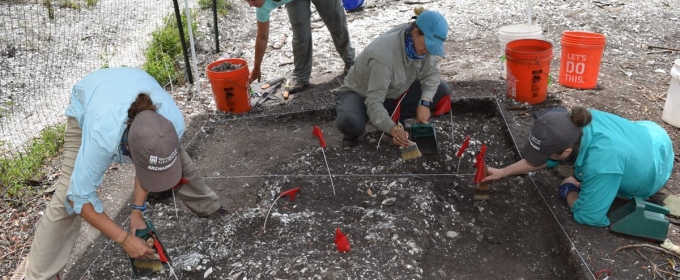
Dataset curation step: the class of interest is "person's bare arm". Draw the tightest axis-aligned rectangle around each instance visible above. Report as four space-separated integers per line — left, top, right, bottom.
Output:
249 20 270 84
483 159 547 181
78 202 155 259
129 177 148 233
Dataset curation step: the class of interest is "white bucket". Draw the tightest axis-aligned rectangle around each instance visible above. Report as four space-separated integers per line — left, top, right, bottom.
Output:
498 24 543 79
662 58 680 128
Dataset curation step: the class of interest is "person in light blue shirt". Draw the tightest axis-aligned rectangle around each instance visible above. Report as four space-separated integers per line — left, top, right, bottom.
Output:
245 0 355 95
483 107 674 227
25 67 226 280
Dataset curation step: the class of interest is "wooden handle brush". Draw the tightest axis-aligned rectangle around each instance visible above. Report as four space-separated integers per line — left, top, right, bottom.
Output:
397 123 422 161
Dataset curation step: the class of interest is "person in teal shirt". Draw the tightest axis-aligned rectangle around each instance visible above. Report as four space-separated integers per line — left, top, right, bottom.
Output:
24 67 226 280
483 106 675 227
245 0 355 95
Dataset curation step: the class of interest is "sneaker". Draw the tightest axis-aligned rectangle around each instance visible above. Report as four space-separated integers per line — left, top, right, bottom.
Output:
284 80 309 94
342 138 359 148
200 206 228 219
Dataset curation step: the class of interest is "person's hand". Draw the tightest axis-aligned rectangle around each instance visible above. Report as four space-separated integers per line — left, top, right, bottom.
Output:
120 234 157 259
482 167 506 182
248 67 262 84
390 125 411 148
561 176 581 187
416 105 431 124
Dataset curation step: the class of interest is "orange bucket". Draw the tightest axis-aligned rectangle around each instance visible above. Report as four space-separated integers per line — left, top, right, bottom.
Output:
505 39 553 104
206 58 251 113
558 31 606 89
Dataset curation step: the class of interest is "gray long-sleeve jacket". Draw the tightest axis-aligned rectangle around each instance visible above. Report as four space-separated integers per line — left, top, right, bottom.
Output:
337 23 441 134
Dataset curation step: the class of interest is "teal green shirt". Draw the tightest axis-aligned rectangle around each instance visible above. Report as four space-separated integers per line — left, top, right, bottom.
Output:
570 110 674 227
255 0 293 22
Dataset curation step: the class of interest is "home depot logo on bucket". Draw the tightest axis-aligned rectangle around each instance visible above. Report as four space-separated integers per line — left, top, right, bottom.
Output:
559 31 606 89
505 39 553 105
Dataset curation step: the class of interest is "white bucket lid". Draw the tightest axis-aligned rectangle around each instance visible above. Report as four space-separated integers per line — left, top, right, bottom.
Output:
672 58 680 80
499 24 543 42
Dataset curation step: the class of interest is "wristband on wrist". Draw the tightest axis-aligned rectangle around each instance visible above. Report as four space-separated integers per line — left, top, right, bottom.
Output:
117 232 129 245
131 203 147 212
419 99 432 107
557 183 580 200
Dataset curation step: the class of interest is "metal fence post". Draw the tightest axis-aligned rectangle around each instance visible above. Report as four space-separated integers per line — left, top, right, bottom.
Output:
172 0 193 84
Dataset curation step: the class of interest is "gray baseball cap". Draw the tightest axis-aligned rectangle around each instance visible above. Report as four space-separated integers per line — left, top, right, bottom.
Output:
128 110 182 192
521 109 580 166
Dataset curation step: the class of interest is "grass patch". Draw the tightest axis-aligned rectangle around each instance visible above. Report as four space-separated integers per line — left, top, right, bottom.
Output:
0 124 65 199
143 11 198 87
198 0 231 16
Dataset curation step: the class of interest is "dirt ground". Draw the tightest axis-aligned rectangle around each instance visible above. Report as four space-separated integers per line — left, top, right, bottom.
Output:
20 0 680 279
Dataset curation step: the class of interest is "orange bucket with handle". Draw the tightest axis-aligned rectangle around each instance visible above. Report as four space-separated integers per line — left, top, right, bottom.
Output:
206 58 251 113
505 39 553 105
558 31 606 89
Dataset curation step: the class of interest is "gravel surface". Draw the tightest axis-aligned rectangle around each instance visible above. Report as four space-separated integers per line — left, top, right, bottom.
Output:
3 0 680 278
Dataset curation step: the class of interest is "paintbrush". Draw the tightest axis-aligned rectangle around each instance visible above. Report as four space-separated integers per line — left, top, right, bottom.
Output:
397 123 422 161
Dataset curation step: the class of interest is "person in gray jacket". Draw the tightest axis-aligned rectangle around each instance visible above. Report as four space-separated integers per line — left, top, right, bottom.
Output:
335 8 451 148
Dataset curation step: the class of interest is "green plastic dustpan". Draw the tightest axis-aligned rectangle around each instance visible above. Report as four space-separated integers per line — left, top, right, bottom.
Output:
410 123 437 154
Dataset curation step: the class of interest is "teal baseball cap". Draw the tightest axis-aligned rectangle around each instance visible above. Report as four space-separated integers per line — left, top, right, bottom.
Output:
415 10 449 57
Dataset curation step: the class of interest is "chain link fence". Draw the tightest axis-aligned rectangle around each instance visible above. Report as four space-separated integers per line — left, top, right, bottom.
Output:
0 0 200 191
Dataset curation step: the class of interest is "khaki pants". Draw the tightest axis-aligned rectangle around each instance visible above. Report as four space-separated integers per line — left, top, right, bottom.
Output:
26 117 220 279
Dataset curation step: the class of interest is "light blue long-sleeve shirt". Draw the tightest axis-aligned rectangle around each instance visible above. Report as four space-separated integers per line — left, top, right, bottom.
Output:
255 0 293 22
63 67 185 215
570 110 674 227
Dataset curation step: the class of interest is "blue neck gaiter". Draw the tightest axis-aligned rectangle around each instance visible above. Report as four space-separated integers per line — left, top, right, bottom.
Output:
404 27 426 60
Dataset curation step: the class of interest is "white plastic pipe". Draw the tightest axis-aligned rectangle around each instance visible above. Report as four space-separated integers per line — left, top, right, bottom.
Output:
183 0 200 95
527 0 532 25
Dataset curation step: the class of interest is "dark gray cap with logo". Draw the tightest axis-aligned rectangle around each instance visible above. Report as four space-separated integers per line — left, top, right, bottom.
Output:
128 110 182 192
521 109 580 166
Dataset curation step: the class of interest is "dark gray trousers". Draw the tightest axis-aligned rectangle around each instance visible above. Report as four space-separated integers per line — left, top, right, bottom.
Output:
335 79 451 140
286 0 355 83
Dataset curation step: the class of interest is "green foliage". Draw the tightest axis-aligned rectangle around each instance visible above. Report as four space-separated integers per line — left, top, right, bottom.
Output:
0 124 65 198
198 0 230 16
143 11 198 86
85 0 97 6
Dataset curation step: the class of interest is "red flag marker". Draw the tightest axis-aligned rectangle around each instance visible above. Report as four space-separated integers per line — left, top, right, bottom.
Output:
433 94 452 116
312 125 336 195
312 126 327 148
473 144 487 183
279 187 301 202
172 177 190 189
391 104 401 124
456 136 470 158
335 228 351 252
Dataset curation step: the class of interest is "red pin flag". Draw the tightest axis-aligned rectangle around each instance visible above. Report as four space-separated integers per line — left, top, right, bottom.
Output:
312 125 327 148
391 104 401 124
456 136 470 158
432 95 452 116
335 228 351 252
172 177 190 189
279 187 301 202
473 144 487 183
